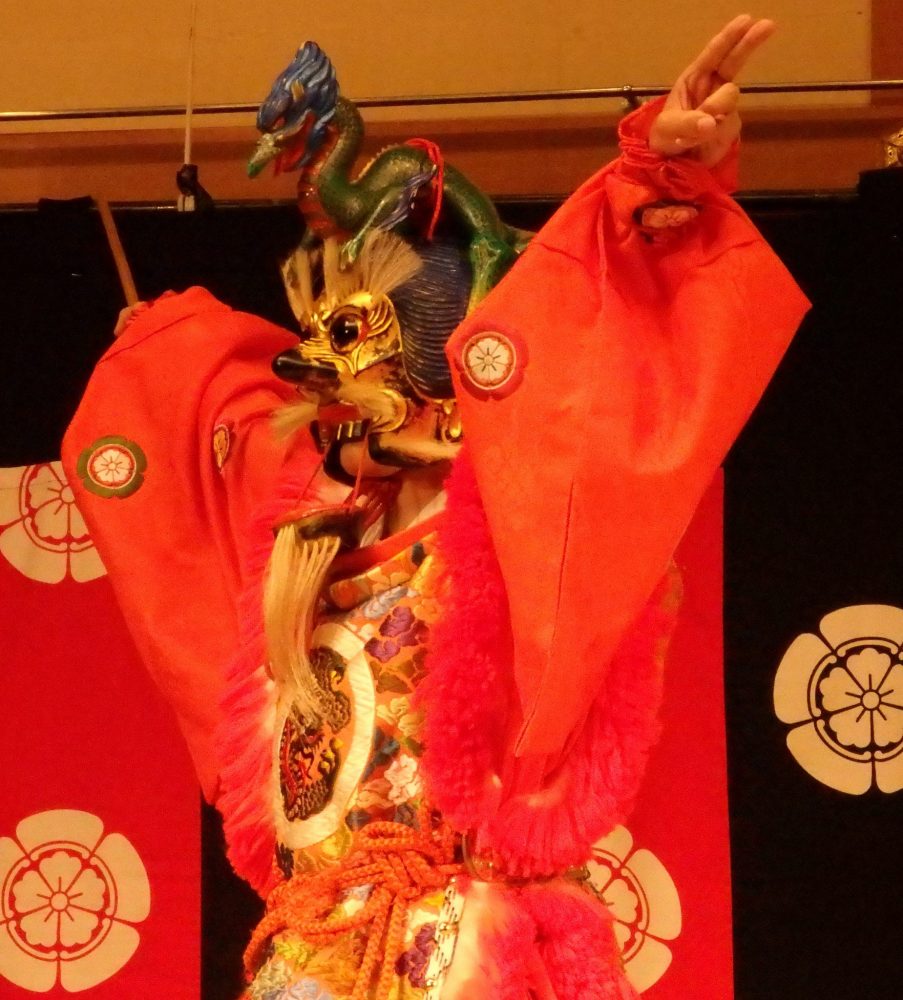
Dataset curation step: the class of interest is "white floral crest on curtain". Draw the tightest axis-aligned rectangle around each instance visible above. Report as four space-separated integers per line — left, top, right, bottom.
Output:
0 463 105 584
587 825 682 994
0 809 150 993
774 604 903 795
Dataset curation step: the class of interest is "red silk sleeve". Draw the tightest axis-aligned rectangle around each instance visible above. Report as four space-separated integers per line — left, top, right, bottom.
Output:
445 97 810 759
62 287 319 799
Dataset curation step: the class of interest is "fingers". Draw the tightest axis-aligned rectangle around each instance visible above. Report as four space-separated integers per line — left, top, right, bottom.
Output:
689 14 755 76
698 112 741 166
113 303 143 338
655 14 775 160
649 109 718 156
676 16 774 110
717 18 775 81
688 15 775 83
679 111 718 145
698 81 741 119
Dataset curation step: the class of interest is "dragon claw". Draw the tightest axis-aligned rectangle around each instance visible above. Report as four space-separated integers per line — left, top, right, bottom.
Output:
340 236 363 270
467 236 517 311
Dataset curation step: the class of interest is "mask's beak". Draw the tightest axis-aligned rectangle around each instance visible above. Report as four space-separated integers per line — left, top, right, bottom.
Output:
272 350 338 385
247 133 279 177
248 111 313 177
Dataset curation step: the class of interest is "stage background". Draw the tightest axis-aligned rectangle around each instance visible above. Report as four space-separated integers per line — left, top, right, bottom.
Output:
2 187 902 998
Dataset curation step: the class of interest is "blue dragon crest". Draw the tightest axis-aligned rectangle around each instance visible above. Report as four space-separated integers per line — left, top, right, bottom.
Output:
249 41 339 174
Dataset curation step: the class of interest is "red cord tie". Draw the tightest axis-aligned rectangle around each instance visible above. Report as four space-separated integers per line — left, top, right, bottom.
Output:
404 138 445 241
244 804 462 1000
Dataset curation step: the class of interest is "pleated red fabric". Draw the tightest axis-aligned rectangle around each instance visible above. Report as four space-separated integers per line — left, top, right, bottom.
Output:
445 97 809 762
61 288 319 800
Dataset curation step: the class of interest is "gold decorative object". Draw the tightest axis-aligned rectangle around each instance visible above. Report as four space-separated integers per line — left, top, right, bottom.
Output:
884 126 903 167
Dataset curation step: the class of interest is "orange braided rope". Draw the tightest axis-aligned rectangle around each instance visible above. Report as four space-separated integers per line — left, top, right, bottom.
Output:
244 804 462 1000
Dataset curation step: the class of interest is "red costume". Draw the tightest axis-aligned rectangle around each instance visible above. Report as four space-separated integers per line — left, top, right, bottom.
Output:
63 99 808 998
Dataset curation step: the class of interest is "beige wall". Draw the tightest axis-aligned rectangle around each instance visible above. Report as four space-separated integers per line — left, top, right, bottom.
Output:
0 1 898 201
1 1 872 128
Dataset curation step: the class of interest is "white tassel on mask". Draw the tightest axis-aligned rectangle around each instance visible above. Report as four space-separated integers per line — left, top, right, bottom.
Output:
282 230 423 328
263 525 342 717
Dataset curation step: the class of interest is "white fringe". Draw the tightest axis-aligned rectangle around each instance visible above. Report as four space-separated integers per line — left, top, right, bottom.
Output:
281 230 423 327
271 398 320 441
263 526 342 717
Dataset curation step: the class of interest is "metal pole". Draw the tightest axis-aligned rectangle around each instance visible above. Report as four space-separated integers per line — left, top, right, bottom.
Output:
3 79 903 124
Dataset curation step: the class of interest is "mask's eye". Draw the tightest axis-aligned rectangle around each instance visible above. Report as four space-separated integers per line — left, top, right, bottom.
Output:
329 313 364 352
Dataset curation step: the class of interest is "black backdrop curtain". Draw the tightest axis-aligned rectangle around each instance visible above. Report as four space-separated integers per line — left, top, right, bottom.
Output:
2 190 902 999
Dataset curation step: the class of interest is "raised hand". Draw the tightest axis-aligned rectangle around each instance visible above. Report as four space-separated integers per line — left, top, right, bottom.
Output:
649 14 775 166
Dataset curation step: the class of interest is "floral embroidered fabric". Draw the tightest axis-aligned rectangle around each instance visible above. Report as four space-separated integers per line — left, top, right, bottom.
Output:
246 530 446 1000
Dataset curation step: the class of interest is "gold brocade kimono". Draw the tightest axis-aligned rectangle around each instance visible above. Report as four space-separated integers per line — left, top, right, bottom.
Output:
245 523 457 1000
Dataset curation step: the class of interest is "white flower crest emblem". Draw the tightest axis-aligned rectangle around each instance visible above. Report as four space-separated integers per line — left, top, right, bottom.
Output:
91 449 132 486
465 336 513 385
774 604 903 794
456 330 525 399
0 463 105 584
76 436 147 499
0 809 150 993
586 825 681 994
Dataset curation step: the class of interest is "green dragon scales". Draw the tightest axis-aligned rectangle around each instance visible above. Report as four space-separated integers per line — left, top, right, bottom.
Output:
248 41 531 309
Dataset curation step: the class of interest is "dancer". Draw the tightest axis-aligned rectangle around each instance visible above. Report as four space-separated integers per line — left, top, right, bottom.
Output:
65 15 807 999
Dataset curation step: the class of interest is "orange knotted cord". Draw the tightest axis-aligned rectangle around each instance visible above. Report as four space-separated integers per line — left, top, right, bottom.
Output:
244 803 462 1000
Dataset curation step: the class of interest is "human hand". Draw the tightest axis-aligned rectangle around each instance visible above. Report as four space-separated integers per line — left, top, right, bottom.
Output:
649 14 775 166
113 303 145 338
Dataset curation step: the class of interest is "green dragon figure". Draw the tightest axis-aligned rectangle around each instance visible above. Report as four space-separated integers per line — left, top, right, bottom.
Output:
248 41 531 309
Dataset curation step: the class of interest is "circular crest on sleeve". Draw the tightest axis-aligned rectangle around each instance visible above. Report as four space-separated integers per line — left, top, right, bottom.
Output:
76 436 147 499
454 329 526 400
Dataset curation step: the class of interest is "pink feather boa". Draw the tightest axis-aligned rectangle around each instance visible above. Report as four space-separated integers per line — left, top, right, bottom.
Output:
214 445 327 895
443 878 638 1000
420 447 679 876
215 440 678 999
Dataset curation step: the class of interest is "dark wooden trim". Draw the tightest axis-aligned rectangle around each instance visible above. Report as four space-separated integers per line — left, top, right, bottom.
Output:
3 105 903 205
872 0 903 104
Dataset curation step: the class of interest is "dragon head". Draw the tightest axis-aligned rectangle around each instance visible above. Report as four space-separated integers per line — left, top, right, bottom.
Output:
248 41 339 177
